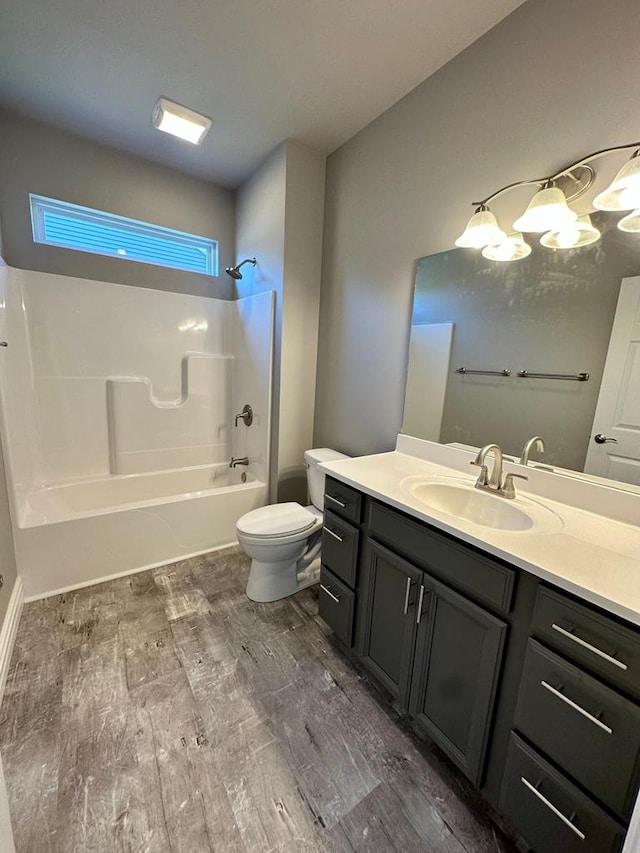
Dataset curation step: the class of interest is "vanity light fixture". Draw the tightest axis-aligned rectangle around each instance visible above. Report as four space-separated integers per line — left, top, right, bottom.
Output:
617 209 640 233
482 232 531 262
152 97 212 145
456 141 640 260
540 214 601 249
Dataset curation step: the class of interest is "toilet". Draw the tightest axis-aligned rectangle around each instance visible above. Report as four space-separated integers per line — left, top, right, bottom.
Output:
236 448 349 602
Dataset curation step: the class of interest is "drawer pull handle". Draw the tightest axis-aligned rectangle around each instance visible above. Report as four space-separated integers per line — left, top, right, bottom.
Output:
552 623 628 671
521 777 586 840
403 577 412 615
323 527 343 543
416 585 425 625
325 494 347 508
541 681 613 735
320 584 340 604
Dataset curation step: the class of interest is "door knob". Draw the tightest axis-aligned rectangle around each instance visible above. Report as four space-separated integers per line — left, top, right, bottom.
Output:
594 434 618 444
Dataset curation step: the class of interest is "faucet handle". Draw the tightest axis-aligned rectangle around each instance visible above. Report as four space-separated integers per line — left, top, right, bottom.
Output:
234 404 253 427
470 460 489 487
502 472 528 499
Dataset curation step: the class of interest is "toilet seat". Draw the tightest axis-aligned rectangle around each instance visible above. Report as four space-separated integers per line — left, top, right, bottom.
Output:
236 502 319 538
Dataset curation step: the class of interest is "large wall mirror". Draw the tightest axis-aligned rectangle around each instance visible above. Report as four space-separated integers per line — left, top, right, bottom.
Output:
402 212 640 490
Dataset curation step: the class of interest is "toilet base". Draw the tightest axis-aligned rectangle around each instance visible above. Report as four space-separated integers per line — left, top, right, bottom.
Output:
246 555 321 603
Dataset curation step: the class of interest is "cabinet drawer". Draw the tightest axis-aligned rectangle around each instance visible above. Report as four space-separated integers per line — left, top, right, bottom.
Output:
324 477 362 525
321 510 359 588
515 639 640 820
532 586 640 701
499 734 624 853
368 500 514 614
318 567 355 647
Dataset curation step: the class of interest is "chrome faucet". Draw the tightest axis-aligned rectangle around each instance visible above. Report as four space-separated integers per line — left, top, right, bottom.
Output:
471 443 527 499
520 435 545 466
229 456 249 468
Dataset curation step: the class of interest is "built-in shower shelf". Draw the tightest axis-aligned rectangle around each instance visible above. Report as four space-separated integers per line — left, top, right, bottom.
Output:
107 353 233 475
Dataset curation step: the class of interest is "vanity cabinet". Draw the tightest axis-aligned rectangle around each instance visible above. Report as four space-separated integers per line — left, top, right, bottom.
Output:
318 477 638 853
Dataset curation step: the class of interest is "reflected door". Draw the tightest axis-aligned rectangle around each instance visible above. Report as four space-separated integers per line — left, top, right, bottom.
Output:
585 276 640 485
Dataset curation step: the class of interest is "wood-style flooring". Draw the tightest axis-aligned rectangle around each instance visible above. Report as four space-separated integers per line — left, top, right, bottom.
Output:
0 546 521 852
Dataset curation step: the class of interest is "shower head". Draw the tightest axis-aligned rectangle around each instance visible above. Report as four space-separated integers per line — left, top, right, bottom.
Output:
225 257 257 280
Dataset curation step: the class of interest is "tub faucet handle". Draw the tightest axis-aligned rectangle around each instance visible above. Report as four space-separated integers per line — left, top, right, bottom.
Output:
234 404 253 427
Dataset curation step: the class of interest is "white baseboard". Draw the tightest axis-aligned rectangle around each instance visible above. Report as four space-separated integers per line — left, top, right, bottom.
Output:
0 575 24 702
24 541 238 602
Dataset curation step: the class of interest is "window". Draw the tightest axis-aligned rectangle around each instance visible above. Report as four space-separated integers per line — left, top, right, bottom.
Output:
29 194 218 276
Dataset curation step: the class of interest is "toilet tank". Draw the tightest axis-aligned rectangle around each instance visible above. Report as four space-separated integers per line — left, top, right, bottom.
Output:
304 448 350 510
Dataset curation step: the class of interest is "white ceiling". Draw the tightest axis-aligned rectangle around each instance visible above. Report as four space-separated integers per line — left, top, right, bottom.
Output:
0 0 526 188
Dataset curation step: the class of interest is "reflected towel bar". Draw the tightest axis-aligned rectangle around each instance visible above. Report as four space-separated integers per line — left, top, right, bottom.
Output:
456 367 511 377
517 370 589 381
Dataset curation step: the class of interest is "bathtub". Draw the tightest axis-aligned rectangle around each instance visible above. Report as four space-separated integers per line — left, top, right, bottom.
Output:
15 464 267 599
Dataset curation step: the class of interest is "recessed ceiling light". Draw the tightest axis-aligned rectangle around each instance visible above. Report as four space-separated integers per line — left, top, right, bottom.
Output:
152 97 211 145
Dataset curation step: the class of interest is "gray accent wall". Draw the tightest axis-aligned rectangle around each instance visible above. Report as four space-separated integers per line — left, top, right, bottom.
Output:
0 110 236 299
314 0 640 455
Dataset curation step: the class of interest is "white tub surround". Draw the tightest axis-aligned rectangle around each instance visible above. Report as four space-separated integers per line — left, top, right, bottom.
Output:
320 435 640 629
0 265 275 598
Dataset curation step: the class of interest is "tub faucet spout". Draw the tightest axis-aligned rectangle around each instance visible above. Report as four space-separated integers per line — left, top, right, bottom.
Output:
230 456 249 468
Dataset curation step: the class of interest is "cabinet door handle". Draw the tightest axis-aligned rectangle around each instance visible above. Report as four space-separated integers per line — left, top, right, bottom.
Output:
403 577 412 615
416 585 425 625
323 527 343 542
552 623 628 671
521 777 585 840
320 584 340 604
325 494 347 508
541 681 613 734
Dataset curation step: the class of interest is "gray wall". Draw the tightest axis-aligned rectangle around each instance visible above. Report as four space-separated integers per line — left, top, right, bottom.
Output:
236 141 326 503
410 217 640 471
0 110 236 299
314 0 640 455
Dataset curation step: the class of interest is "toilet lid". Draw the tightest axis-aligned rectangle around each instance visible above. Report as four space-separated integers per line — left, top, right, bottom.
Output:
237 502 319 537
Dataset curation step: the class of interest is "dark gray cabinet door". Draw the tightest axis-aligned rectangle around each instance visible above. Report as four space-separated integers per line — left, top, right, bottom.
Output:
357 540 422 708
409 574 507 785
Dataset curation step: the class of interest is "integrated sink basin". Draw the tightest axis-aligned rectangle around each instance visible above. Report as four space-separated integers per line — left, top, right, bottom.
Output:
400 476 563 533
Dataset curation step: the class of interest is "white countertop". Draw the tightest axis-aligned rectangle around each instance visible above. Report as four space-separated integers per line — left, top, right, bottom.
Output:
320 443 640 627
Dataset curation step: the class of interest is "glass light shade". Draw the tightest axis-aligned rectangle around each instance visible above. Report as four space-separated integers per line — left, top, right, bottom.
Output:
540 215 601 249
482 232 531 262
593 155 640 211
455 209 505 248
513 186 578 233
618 209 640 233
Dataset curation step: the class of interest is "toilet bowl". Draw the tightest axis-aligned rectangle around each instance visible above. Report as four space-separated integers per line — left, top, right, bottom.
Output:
236 448 349 602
